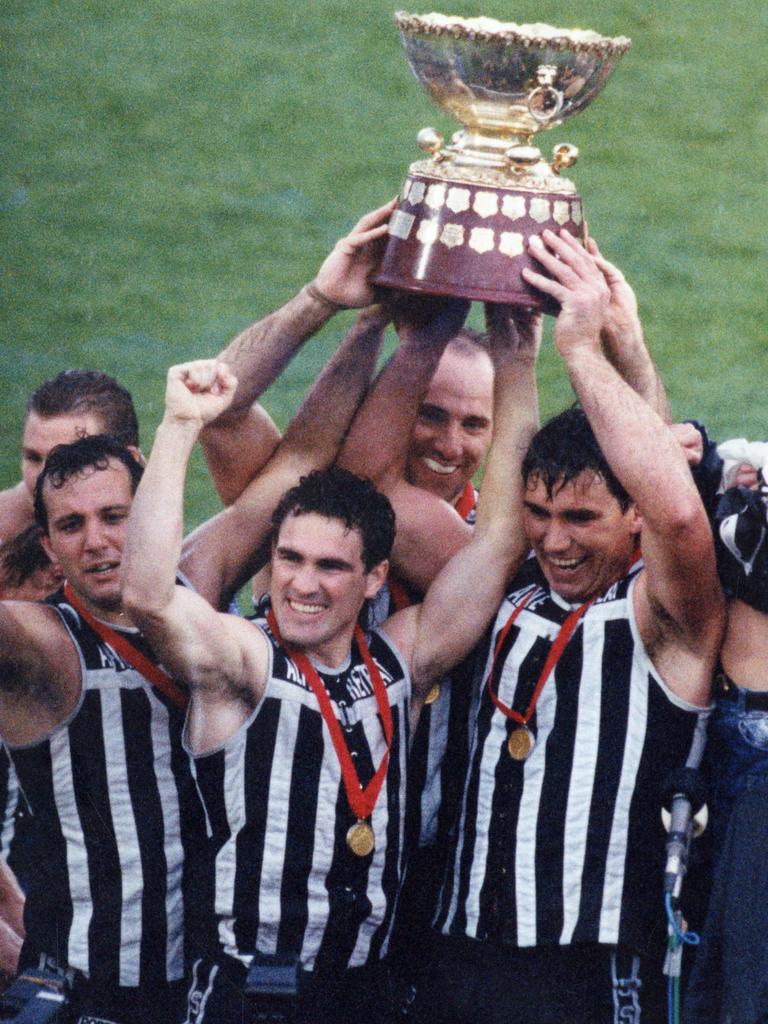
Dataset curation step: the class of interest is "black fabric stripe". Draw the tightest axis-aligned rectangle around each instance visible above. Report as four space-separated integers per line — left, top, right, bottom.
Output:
121 687 169 983
534 634 584 944
68 690 122 989
277 702 323 955
11 742 74 966
572 618 633 944
232 697 281 955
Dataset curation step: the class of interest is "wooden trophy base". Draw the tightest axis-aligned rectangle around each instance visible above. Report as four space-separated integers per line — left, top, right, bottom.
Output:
375 171 586 313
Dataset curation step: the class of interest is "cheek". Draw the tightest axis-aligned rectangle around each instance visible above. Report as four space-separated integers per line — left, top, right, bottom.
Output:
21 459 40 494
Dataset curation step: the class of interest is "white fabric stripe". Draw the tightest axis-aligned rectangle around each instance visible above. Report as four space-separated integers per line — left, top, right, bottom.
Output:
256 700 296 955
300 729 337 967
148 694 185 981
218 730 248 959
560 617 604 943
0 755 18 859
467 623 541 937
380 701 410 960
100 689 143 986
348 703 398 966
419 680 451 846
514 672 558 946
598 655 648 942
442 622 495 937
50 727 92 974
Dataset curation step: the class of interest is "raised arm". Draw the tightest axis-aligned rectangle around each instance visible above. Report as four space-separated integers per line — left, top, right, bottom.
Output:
201 201 395 503
384 306 541 704
182 308 387 606
587 236 671 423
524 229 722 702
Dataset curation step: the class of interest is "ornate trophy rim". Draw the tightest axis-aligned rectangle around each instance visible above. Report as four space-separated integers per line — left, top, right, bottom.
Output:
394 11 631 58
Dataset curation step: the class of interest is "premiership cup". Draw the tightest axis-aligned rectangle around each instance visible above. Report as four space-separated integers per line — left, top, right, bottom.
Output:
375 13 630 310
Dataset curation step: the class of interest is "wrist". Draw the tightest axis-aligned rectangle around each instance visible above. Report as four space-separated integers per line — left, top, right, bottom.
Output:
157 415 203 445
305 281 351 312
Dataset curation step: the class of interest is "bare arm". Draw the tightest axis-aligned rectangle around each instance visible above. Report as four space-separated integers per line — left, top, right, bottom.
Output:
201 201 395 503
182 309 387 605
384 307 541 703
0 602 81 744
587 236 671 422
338 296 468 487
0 854 23 986
524 229 722 703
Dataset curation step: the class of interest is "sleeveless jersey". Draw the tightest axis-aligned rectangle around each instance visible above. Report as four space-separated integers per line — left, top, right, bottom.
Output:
7 588 209 989
367 481 477 850
435 559 710 955
189 614 411 973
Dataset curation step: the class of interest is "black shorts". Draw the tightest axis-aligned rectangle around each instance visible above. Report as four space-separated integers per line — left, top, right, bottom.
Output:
183 952 404 1024
412 935 667 1024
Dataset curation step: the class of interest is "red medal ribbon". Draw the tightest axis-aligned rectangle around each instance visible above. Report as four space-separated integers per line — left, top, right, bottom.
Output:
487 586 594 727
63 582 188 710
454 480 477 522
267 609 393 823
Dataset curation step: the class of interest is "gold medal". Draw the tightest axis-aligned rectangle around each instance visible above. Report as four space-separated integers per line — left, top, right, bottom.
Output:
424 683 441 706
507 726 534 761
346 820 375 857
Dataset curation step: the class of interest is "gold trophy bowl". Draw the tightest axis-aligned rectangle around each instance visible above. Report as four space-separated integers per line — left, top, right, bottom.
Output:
375 13 630 309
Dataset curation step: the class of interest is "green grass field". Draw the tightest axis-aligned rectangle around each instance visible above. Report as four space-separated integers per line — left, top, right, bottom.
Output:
3 0 767 529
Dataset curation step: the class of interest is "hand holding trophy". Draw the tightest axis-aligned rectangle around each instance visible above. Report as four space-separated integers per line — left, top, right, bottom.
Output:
375 13 630 310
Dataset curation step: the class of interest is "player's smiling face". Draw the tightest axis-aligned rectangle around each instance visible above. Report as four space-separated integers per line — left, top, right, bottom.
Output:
40 460 133 621
271 512 388 667
405 345 493 507
523 471 641 604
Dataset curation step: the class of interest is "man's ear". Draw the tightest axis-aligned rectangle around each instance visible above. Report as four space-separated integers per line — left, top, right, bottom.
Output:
364 559 389 600
626 502 643 536
39 530 58 566
128 446 145 467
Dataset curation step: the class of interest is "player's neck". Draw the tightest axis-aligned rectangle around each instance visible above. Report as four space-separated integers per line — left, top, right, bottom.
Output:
67 583 136 629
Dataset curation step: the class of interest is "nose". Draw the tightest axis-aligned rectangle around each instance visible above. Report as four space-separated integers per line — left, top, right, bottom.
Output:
433 420 463 463
541 518 572 555
291 562 320 595
82 519 108 552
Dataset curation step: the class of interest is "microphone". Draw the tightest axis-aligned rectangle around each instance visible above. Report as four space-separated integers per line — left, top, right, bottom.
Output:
660 768 708 899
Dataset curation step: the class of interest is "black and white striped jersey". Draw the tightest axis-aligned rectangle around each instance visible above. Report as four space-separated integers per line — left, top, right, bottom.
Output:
366 484 478 851
6 588 208 990
435 559 710 955
189 616 410 973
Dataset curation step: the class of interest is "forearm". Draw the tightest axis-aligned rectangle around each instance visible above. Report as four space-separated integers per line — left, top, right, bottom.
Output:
213 286 340 421
123 418 200 616
565 348 700 529
282 307 387 465
338 325 448 488
601 321 671 422
201 404 281 506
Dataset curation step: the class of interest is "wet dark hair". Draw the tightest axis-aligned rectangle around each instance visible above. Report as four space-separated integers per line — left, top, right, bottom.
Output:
34 435 144 534
522 406 631 510
27 370 139 448
271 467 395 571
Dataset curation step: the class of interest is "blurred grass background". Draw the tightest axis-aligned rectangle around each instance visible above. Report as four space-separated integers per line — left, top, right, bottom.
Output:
3 0 767 528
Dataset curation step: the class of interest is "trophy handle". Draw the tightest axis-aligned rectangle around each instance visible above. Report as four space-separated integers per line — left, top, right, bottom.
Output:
552 143 579 174
526 65 564 124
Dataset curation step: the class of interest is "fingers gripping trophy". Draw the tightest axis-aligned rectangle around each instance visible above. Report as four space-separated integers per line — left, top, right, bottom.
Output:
376 12 630 309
